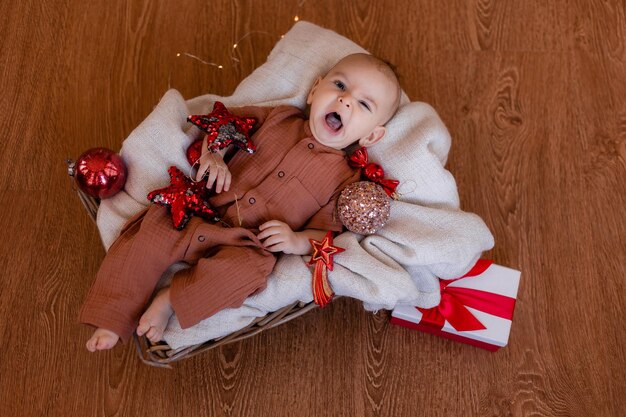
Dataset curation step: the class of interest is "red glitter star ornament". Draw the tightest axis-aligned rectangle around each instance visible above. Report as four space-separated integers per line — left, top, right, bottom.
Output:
147 166 219 230
307 231 345 307
187 101 257 154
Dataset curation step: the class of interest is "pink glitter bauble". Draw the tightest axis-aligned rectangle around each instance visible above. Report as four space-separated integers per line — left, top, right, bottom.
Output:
337 181 390 235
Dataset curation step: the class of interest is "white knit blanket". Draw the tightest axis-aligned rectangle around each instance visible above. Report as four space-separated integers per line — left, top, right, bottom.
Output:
95 21 494 349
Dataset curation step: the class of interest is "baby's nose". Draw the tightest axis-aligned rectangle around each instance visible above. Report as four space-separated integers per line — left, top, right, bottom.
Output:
338 97 350 108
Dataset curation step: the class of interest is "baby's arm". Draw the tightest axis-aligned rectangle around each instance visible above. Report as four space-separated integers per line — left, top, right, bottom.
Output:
195 136 231 193
257 221 327 255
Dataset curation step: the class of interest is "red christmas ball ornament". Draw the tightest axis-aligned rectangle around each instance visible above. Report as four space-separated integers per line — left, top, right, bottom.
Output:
70 147 127 199
186 138 204 166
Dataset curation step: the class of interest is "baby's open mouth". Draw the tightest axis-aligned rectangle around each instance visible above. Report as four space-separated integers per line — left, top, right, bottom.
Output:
325 112 343 132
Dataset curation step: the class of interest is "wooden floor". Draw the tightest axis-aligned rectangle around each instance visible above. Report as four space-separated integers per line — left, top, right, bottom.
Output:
1 1 624 416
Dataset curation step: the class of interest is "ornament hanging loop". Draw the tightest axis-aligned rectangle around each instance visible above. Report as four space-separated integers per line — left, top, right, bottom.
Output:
66 159 76 177
66 158 79 192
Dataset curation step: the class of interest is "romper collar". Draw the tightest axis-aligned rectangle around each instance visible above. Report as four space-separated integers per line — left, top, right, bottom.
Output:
303 118 347 157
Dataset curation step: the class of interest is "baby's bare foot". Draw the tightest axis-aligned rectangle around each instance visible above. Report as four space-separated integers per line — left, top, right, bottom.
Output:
86 328 120 352
137 287 173 343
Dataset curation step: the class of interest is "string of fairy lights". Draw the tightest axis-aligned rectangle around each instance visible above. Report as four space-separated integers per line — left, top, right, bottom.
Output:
174 2 305 73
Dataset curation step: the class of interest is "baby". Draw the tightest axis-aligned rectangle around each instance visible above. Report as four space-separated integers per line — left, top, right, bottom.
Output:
81 53 401 351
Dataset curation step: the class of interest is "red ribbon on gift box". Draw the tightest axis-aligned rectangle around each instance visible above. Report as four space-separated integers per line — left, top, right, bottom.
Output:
417 259 517 332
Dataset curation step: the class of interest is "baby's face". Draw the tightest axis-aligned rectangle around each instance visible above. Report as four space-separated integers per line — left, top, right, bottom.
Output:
307 55 399 150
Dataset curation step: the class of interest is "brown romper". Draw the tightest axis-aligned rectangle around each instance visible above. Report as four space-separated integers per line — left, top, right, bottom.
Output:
79 105 360 341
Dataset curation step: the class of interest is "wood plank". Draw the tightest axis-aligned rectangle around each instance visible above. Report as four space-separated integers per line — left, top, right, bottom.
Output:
0 0 624 416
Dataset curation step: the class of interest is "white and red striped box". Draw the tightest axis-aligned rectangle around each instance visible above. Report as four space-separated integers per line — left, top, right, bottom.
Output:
391 260 521 351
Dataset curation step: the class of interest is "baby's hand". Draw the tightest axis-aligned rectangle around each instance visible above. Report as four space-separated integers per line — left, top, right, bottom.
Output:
257 220 309 255
196 152 231 193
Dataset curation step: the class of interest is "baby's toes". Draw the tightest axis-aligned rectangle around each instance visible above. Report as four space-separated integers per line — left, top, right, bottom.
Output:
136 319 151 337
86 338 97 352
146 326 163 343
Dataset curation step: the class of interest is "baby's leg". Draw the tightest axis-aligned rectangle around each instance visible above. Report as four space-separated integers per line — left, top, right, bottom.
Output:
137 287 173 343
170 230 276 328
85 328 120 352
80 206 199 346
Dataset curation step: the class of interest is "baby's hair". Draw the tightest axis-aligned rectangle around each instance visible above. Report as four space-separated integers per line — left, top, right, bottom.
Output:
339 53 402 120
370 55 402 118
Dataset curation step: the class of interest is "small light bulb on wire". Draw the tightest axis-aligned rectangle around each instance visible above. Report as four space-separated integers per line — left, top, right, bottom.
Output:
173 2 306 74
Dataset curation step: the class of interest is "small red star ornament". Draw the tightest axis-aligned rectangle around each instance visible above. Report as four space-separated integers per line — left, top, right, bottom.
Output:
306 231 345 307
147 166 219 230
187 101 257 154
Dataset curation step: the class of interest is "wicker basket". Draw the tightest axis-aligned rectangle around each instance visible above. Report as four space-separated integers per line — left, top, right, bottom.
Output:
68 161 318 368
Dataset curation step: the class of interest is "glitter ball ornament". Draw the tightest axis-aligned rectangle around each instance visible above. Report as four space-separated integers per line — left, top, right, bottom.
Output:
337 181 391 235
69 147 127 199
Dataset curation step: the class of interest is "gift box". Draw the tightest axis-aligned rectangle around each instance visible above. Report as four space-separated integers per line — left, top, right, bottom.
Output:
390 260 521 351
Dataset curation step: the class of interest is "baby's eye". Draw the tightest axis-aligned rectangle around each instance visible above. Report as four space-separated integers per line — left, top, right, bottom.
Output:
359 101 371 111
334 80 345 91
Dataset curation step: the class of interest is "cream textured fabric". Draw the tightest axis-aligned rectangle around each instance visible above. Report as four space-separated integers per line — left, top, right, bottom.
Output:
95 21 494 349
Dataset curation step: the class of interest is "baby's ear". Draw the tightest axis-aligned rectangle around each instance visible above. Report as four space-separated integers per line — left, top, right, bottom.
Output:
306 77 322 105
358 126 386 147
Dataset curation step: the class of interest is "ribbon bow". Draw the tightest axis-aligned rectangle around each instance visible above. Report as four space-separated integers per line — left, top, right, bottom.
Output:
417 259 517 332
348 147 399 198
